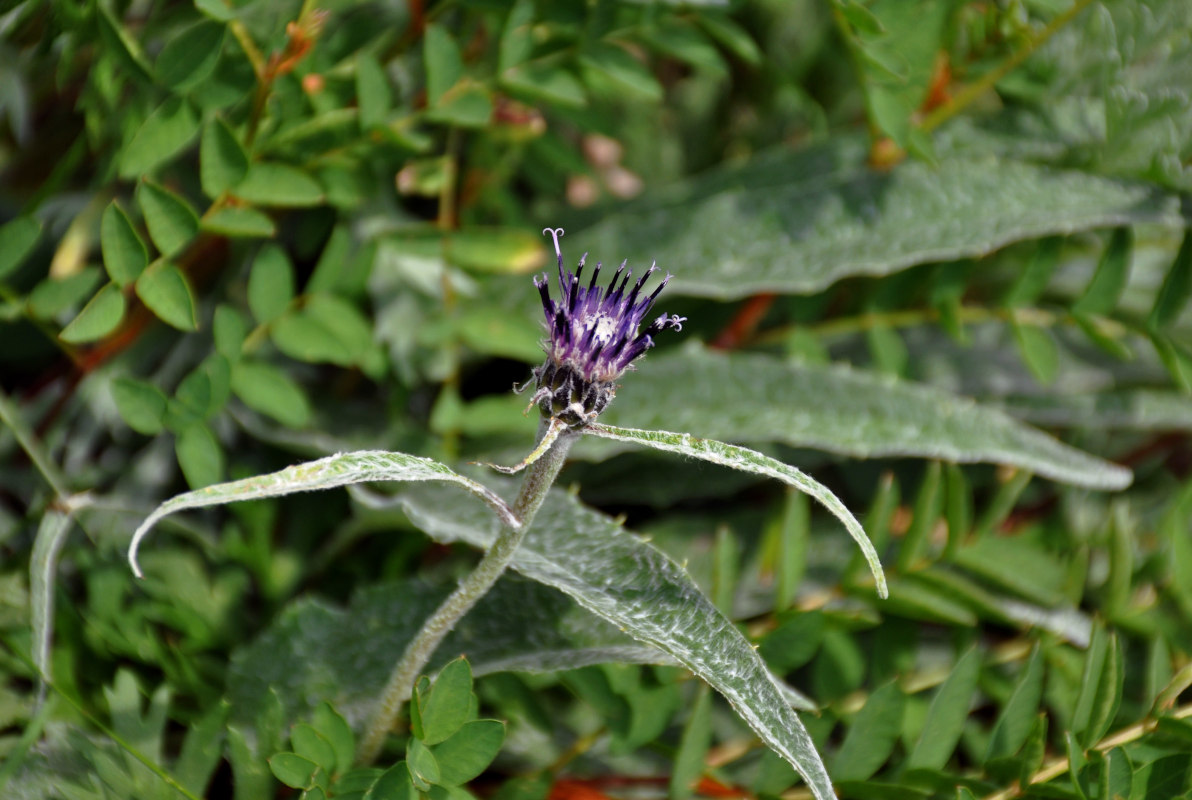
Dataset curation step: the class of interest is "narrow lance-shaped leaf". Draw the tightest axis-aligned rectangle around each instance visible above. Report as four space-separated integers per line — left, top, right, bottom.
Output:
127 450 518 577
573 138 1184 299
399 483 840 800
600 348 1131 491
587 422 887 599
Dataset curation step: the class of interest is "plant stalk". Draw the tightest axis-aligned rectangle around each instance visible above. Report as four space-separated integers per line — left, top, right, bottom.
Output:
357 419 578 764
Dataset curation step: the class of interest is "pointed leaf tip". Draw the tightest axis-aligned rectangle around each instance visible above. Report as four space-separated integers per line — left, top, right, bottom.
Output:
127 449 518 577
586 424 888 599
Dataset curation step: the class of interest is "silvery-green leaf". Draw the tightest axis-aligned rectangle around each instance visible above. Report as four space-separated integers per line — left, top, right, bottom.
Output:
598 348 1130 490
571 137 1186 299
226 576 681 732
1001 390 1192 431
398 483 837 800
127 451 516 577
586 423 886 599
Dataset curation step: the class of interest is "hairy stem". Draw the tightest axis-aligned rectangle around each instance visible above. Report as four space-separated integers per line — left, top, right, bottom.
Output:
356 419 579 764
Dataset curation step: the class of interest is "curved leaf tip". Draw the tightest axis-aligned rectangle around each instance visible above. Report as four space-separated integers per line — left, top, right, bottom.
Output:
128 449 518 578
586 423 888 599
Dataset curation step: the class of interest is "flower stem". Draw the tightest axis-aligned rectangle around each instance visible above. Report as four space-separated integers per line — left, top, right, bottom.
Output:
356 420 579 765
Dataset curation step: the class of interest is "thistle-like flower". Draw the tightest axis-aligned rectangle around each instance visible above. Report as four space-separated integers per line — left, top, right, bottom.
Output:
524 227 685 427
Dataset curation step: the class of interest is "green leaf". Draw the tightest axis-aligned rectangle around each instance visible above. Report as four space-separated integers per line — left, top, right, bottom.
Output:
60 282 125 343
444 228 543 274
269 752 319 790
587 423 887 598
406 738 440 790
112 377 168 435
1003 236 1062 308
1131 754 1190 799
291 723 337 774
101 202 148 286
1072 623 1124 749
364 762 417 800
425 85 493 128
175 423 224 489
231 361 311 427
127 450 519 576
831 681 905 781
498 0 535 72
156 20 225 91
174 702 227 794
907 647 981 771
1073 228 1133 316
311 703 355 777
136 261 198 331
270 311 351 365
501 64 587 108
119 97 200 178
579 43 663 101
247 244 294 323
430 720 505 785
1011 320 1060 384
303 294 373 363
26 268 103 319
696 14 761 66
201 206 276 238
200 117 249 198
670 686 712 799
986 645 1046 761
210 307 247 364
1148 230 1192 329
573 138 1185 298
417 658 473 746
356 53 391 130
424 24 463 106
95 3 153 82
599 348 1131 490
194 0 235 22
0 216 42 279
233 163 324 207
137 181 200 257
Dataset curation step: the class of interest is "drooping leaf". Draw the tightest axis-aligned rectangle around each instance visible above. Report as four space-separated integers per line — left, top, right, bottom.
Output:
126 450 518 577
586 423 887 598
572 138 1185 299
596 348 1131 490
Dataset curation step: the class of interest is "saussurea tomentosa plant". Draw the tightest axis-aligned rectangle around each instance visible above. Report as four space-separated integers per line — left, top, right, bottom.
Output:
128 227 888 799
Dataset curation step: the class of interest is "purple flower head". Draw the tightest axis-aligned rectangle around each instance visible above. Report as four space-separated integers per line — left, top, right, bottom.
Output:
525 227 685 427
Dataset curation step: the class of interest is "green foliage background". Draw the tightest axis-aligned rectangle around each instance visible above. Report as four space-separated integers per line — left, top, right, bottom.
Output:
1 0 1191 798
